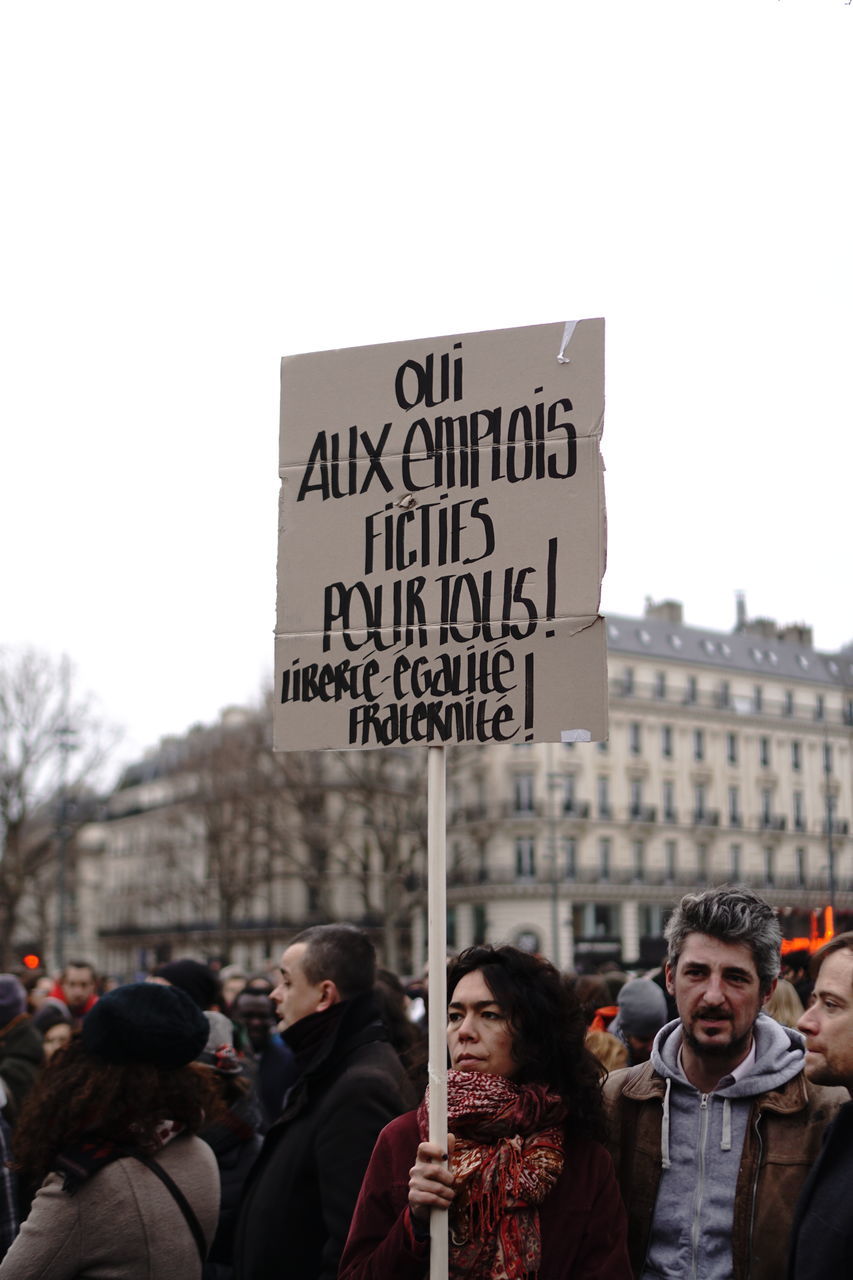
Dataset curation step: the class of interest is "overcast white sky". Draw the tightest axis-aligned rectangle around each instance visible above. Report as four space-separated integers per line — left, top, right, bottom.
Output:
2 1 851 778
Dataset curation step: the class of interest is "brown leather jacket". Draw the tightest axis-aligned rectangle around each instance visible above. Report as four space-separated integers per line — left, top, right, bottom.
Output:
603 1058 846 1280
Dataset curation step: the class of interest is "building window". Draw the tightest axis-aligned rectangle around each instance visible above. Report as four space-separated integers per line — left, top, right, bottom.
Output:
693 729 705 762
654 671 667 699
696 844 708 884
815 694 825 721
661 724 673 758
590 902 619 938
597 738 609 753
730 843 742 879
630 779 643 818
694 784 706 821
685 676 697 704
823 743 834 774
622 667 635 696
784 690 794 716
562 774 576 813
718 680 731 709
476 844 488 883
759 736 771 767
793 790 805 832
632 839 645 880
515 837 536 879
761 787 773 824
664 839 677 882
764 847 775 887
725 733 737 765
663 781 676 822
639 903 667 936
791 740 802 771
473 903 487 944
563 837 577 878
597 776 611 819
598 838 611 881
753 685 763 713
514 928 541 954
796 847 807 886
447 906 458 949
629 722 642 755
514 774 535 813
728 786 741 826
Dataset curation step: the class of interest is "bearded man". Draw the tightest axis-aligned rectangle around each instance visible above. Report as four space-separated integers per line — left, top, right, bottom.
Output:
604 886 846 1280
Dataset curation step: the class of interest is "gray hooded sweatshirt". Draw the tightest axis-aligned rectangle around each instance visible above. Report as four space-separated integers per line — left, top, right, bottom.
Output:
642 1012 805 1280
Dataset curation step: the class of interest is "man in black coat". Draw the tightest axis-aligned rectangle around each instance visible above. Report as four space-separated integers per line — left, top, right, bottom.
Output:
788 930 853 1279
233 924 416 1280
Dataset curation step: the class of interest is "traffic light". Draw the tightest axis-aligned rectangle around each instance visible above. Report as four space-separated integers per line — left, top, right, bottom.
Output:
19 947 42 971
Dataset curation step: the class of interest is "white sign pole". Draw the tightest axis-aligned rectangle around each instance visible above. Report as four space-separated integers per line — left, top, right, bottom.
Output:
427 743 448 1280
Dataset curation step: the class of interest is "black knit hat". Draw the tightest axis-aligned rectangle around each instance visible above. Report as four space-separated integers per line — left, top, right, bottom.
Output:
82 982 208 1068
0 975 27 1028
152 959 222 1011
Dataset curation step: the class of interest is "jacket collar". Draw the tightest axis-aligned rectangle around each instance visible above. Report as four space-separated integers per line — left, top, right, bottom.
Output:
283 991 385 1082
621 1056 809 1114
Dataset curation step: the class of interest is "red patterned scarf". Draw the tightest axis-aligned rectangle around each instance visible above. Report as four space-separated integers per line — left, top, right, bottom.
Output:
417 1070 566 1279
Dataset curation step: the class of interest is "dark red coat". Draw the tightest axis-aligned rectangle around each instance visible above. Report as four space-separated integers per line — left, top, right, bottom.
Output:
339 1110 632 1280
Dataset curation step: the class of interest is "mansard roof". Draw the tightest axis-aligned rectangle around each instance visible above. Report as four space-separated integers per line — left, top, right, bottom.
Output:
605 611 852 688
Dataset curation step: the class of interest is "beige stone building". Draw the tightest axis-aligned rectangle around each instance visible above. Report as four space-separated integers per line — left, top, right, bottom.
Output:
424 598 852 972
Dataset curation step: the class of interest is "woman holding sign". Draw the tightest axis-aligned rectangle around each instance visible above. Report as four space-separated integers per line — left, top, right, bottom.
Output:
339 945 630 1280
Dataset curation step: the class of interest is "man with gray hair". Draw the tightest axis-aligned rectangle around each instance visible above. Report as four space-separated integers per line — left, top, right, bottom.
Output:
603 886 846 1280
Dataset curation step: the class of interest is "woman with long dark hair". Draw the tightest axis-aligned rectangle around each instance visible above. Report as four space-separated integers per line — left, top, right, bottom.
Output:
340 945 630 1279
0 982 222 1279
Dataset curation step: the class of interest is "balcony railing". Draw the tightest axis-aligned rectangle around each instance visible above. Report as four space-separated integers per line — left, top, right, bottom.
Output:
448 801 850 838
502 801 543 819
445 864 853 896
610 679 850 725
563 801 591 819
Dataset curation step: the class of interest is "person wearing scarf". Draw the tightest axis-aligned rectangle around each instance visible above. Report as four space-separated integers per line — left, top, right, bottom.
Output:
340 945 631 1280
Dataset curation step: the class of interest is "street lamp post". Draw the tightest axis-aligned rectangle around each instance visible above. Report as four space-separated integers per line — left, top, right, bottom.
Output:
824 738 836 920
54 659 79 972
547 743 561 970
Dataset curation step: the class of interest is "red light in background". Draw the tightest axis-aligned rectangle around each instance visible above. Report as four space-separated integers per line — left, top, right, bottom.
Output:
21 954 40 970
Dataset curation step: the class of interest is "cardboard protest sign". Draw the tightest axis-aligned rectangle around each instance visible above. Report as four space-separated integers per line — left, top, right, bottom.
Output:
274 319 608 751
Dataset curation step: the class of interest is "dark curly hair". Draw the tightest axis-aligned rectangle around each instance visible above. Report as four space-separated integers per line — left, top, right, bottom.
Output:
446 945 605 1141
12 1037 222 1190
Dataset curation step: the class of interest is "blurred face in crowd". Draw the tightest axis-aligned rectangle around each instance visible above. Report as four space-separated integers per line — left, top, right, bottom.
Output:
447 970 517 1078
223 976 248 1008
798 948 853 1092
273 943 333 1030
29 975 55 1012
43 1022 72 1061
627 1033 655 1063
235 993 277 1051
63 965 96 1011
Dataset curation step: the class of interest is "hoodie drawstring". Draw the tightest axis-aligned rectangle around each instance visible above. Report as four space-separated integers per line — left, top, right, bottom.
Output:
661 1076 672 1169
721 1097 732 1152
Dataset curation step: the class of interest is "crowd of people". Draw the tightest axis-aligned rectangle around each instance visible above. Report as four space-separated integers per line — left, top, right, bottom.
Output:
0 884 851 1277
